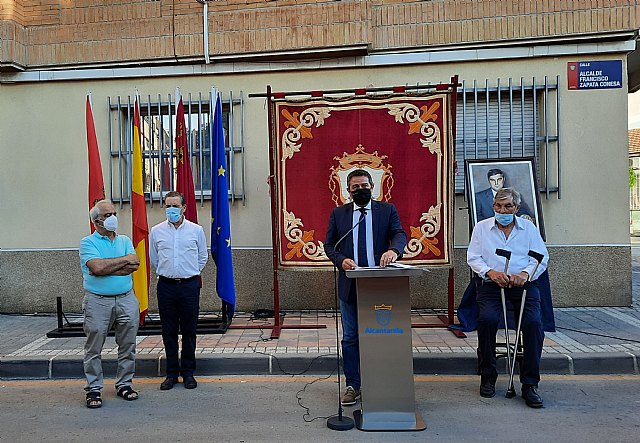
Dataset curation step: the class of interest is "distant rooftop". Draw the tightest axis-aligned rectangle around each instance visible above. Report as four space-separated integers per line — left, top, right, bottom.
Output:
630 128 640 156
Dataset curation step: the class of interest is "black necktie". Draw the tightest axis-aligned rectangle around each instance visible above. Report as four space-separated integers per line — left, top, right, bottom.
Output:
357 208 368 267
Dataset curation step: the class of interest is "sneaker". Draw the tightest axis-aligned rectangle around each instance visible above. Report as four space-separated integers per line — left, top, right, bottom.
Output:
341 386 361 406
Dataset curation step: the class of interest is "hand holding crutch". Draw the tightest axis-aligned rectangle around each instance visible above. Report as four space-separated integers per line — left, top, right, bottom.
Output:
505 250 545 398
495 248 512 385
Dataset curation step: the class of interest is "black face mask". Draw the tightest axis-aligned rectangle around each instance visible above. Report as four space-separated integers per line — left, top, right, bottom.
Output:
351 188 372 207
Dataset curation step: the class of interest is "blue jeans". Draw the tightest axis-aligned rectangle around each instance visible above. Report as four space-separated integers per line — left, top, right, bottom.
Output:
340 299 360 390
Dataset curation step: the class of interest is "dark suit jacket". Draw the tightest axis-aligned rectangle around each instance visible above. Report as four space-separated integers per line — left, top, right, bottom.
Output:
324 200 408 302
475 188 534 222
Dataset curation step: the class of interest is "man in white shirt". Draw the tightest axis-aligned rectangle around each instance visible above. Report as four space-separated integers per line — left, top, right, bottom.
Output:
150 191 208 390
467 187 548 408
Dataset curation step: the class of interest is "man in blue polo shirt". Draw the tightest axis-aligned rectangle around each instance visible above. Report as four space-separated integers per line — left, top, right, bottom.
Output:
79 199 140 409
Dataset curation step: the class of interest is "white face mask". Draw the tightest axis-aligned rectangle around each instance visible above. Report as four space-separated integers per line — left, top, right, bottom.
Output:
102 215 118 232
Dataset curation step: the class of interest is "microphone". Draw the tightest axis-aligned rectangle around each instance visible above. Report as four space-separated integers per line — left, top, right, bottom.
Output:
332 208 367 254
326 207 367 431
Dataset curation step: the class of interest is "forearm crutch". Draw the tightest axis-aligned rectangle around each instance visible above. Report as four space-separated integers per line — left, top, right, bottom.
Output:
495 248 512 385
505 250 545 398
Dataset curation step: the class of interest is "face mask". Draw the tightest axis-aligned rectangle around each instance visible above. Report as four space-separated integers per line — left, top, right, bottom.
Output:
494 212 514 226
102 215 118 232
351 188 372 207
166 207 182 223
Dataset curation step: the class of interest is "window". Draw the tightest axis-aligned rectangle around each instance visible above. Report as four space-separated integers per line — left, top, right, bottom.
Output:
456 77 560 199
108 91 245 207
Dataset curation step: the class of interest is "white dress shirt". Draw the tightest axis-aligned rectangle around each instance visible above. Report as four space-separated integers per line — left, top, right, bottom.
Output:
150 219 209 278
467 216 548 281
352 201 374 267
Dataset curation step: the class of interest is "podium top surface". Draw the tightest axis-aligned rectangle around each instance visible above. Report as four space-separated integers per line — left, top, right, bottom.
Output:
345 265 425 279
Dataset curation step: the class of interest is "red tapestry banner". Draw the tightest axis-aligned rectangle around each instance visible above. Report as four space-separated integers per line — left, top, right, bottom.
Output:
274 93 454 268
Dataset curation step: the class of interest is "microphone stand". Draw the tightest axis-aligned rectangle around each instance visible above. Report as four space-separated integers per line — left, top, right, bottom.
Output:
326 210 366 431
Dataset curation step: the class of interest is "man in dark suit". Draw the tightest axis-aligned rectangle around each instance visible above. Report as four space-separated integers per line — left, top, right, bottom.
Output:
324 169 407 406
475 168 534 223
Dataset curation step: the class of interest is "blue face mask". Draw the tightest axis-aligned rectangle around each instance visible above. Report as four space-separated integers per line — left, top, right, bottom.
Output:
494 212 514 226
166 207 182 223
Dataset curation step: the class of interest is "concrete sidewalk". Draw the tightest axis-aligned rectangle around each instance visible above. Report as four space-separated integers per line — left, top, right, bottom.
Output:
2 253 640 380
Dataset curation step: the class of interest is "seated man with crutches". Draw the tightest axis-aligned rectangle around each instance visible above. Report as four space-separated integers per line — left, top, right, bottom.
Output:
467 187 549 408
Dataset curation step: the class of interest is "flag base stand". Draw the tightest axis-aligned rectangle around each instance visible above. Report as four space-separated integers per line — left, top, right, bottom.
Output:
46 297 228 338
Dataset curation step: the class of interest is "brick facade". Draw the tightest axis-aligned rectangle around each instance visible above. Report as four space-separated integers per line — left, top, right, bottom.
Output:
1 1 639 69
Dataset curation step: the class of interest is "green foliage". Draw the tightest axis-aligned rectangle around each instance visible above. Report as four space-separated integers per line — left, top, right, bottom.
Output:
631 166 638 188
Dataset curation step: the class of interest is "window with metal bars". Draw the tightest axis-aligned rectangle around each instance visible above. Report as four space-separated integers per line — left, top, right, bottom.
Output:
456 77 560 199
107 91 245 207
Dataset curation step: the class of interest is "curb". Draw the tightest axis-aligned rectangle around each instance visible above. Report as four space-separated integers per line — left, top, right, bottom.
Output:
2 352 639 380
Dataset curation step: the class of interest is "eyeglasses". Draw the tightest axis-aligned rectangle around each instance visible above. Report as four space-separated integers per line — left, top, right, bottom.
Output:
101 212 117 218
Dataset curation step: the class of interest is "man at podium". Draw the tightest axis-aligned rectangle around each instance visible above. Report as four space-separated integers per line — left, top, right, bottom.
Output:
324 169 407 406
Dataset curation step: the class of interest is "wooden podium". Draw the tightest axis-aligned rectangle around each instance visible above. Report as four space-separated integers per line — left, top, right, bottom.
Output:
346 265 426 431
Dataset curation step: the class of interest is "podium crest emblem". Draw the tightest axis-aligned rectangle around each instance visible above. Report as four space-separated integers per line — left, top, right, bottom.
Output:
374 304 392 327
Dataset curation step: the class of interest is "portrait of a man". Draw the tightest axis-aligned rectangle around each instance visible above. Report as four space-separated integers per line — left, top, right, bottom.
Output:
474 168 535 223
466 158 545 239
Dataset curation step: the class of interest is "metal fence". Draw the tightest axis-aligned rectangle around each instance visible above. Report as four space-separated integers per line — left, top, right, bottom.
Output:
456 76 560 199
108 91 245 207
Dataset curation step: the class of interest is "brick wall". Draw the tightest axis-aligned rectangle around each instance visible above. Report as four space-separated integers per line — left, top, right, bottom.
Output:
1 0 639 69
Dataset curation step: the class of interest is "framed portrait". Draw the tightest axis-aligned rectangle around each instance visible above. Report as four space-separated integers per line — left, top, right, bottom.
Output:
465 157 545 240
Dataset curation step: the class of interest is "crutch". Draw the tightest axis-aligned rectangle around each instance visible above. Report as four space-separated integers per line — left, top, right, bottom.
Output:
505 250 545 398
495 248 512 389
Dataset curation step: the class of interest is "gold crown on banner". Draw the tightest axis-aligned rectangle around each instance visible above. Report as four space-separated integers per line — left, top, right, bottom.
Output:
374 304 392 311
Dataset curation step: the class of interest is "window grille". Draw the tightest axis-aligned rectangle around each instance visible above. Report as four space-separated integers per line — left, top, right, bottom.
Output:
456 76 560 199
107 91 245 207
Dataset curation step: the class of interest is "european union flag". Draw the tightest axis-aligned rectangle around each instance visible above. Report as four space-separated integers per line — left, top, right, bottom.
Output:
211 88 236 322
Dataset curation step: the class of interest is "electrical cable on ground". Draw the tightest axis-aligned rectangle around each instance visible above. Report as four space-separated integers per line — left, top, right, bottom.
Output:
555 326 640 344
244 312 340 423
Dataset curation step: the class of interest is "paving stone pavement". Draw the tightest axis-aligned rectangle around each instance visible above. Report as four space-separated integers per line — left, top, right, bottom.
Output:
2 246 640 379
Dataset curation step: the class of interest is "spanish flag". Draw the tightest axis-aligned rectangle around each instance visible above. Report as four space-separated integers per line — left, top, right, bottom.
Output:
86 94 105 233
132 95 150 324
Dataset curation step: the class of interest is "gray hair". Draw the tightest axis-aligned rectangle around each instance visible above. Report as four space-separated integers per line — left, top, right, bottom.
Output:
89 199 114 221
493 187 521 206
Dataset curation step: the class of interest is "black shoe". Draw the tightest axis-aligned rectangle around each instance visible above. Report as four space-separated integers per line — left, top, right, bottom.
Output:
522 385 544 408
480 375 497 398
160 377 179 391
183 375 198 389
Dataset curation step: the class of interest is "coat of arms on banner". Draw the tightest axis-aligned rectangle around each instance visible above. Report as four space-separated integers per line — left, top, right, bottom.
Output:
274 93 454 268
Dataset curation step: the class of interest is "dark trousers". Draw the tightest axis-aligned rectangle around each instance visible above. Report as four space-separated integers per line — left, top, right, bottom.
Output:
476 279 544 386
157 277 200 378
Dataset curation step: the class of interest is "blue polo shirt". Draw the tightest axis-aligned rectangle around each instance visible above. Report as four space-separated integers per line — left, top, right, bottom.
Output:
79 231 136 296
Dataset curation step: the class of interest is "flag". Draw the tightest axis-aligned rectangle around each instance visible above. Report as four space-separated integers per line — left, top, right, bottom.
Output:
211 89 236 321
175 95 198 222
86 95 105 232
131 95 150 325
